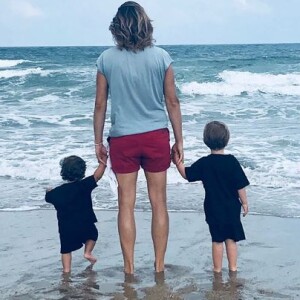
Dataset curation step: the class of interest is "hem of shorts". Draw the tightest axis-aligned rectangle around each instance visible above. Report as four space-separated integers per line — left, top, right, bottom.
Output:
211 237 246 243
60 244 83 254
142 164 170 173
112 167 141 174
112 164 170 174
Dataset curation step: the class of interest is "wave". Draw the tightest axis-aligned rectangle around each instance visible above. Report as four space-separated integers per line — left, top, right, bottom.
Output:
0 59 29 68
0 67 50 79
180 71 300 96
0 205 40 212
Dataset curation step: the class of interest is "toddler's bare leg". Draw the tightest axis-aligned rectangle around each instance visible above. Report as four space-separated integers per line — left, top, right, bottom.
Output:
84 240 97 265
225 239 237 271
212 242 223 273
61 253 72 273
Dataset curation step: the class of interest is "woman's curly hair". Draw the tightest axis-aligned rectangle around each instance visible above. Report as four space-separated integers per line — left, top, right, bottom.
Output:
109 1 154 51
60 155 86 181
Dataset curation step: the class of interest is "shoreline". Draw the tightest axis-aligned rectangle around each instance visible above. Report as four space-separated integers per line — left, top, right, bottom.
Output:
1 210 300 299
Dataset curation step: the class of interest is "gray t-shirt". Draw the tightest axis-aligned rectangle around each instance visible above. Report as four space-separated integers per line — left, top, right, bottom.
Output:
96 46 173 137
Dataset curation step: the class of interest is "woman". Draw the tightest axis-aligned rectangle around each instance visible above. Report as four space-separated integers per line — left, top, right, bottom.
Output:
94 1 183 274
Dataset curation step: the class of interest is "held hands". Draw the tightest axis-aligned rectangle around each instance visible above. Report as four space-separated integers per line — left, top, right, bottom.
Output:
171 142 184 165
100 150 108 166
95 143 108 166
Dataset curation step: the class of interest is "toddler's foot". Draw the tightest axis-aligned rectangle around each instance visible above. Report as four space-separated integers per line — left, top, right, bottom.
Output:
84 253 97 265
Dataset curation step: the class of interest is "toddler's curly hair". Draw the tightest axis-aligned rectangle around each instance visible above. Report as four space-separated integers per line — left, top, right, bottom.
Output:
60 155 86 181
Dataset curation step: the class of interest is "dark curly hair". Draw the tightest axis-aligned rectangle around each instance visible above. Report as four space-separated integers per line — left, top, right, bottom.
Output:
60 155 86 181
203 121 230 150
109 1 154 51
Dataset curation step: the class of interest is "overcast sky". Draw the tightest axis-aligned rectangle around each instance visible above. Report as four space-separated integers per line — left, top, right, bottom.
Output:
0 0 299 47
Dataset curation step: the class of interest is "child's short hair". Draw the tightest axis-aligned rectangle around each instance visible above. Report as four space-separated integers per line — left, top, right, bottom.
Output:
203 121 230 150
60 155 86 181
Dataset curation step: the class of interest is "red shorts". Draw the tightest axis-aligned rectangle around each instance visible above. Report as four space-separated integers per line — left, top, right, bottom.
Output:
109 128 171 173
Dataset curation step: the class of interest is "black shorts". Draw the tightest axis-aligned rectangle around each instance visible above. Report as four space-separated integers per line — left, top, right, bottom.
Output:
208 222 245 243
60 223 98 254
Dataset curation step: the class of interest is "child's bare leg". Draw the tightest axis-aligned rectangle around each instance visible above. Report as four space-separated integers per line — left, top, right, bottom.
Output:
61 253 72 273
212 242 223 273
225 239 237 272
84 240 97 265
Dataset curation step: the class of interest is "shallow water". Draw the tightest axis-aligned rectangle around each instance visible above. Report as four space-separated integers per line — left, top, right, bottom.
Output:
0 44 300 218
2 210 300 299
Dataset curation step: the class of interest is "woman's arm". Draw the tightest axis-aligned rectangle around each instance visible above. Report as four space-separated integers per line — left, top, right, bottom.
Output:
93 72 108 163
164 65 183 164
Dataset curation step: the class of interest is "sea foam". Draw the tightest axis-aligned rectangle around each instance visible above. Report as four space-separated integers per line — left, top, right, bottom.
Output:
0 67 50 79
0 59 28 68
181 71 300 96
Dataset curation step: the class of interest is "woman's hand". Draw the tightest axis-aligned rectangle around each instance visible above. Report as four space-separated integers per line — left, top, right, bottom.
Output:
171 142 184 165
95 144 108 165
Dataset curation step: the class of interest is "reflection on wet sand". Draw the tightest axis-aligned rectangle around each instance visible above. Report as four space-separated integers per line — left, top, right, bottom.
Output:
59 265 101 300
206 271 245 300
141 271 183 300
108 264 193 299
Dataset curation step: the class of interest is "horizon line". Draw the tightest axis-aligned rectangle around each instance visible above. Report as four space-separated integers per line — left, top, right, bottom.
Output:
1 42 300 48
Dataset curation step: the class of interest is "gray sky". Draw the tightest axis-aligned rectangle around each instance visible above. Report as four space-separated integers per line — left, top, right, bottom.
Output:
0 0 299 47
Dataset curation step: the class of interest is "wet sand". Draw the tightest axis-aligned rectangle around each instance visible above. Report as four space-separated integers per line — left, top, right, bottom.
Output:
1 210 299 299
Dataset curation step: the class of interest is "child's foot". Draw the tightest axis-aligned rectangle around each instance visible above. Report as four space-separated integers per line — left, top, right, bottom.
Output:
84 253 97 265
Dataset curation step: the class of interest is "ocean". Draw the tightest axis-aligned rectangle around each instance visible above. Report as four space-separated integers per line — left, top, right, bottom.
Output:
0 44 299 218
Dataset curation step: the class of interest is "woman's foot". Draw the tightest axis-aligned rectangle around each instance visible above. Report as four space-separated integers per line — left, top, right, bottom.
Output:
154 261 165 273
213 268 222 273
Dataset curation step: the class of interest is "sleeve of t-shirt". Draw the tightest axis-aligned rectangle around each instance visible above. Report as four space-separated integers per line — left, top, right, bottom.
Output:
96 53 105 75
161 49 174 71
45 188 60 207
232 156 250 190
45 190 53 204
81 175 97 192
185 159 204 182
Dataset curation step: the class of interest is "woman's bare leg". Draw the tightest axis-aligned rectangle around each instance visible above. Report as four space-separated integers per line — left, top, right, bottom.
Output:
212 242 223 273
116 172 138 274
225 239 238 271
145 170 169 273
61 253 72 273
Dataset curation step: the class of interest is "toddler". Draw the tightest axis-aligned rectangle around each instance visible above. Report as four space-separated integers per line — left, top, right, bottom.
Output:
173 121 249 273
45 155 106 273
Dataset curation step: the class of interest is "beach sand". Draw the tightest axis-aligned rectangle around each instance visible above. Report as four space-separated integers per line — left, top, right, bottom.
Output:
1 210 299 299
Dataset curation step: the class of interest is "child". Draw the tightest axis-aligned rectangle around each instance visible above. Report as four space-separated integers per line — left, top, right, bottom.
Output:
173 121 249 273
45 155 107 273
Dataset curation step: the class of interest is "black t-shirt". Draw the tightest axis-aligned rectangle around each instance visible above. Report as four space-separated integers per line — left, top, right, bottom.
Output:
185 154 249 225
45 175 98 233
